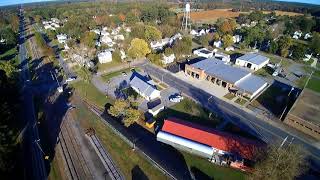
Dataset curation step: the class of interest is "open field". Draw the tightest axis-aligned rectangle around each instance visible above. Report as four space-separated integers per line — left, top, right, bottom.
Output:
178 9 302 24
306 77 320 93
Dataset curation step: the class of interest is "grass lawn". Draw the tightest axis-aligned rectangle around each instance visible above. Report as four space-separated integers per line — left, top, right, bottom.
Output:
306 77 320 93
73 100 165 180
156 98 222 128
48 156 62 180
101 67 141 82
0 47 17 60
223 93 236 100
313 70 320 78
71 81 113 108
97 61 122 72
235 98 247 106
182 152 246 180
295 75 309 89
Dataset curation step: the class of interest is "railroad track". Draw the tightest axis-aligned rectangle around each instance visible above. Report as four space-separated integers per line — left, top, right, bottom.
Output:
58 112 92 180
86 132 125 180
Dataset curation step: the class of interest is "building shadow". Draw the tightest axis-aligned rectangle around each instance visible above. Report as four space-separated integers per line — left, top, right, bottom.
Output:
190 167 213 180
131 165 149 180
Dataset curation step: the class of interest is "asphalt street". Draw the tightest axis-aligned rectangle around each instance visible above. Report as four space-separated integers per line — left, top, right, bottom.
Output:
18 8 47 180
142 63 320 169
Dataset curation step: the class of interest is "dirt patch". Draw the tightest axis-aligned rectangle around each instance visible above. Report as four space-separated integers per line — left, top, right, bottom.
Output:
262 10 303 16
178 9 242 23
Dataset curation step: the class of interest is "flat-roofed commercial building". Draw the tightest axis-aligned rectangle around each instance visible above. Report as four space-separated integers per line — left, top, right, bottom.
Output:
185 58 268 99
284 89 320 139
236 53 269 71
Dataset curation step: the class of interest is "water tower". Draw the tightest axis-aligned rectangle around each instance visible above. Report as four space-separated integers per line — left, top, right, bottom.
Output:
181 2 191 32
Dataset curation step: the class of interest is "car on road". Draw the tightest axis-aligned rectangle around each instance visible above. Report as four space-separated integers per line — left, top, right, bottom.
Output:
66 76 77 82
169 94 184 103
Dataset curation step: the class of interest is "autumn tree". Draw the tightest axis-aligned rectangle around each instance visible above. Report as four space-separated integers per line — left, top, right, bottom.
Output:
108 99 129 118
128 38 151 59
108 99 141 127
250 144 306 180
173 37 192 58
144 25 162 42
147 53 162 66
123 108 141 127
212 33 220 41
199 34 211 47
277 35 293 57
118 13 126 22
222 34 234 48
292 44 307 60
80 31 96 48
217 18 237 35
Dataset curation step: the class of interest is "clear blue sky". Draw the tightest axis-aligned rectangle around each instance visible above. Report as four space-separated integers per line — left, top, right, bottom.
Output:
0 0 319 7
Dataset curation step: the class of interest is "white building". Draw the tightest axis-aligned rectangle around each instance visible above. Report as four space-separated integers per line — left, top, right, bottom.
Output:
225 46 234 52
150 38 170 50
130 74 161 101
236 53 269 71
293 31 302 39
193 48 214 58
57 34 67 44
304 33 312 40
233 35 242 43
98 50 113 64
120 50 126 60
190 29 199 36
213 41 222 48
162 54 175 65
215 51 230 62
101 35 113 44
303 54 312 62
113 34 125 41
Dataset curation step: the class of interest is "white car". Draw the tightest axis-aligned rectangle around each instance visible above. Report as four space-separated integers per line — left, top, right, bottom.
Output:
169 95 184 103
66 76 76 82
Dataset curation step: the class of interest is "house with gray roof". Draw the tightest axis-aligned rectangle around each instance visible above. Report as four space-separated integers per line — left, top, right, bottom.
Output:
185 58 268 99
129 73 161 101
236 53 269 71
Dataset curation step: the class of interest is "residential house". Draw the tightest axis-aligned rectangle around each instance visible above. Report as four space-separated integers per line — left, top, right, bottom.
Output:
213 40 222 48
190 29 199 36
57 34 67 44
150 38 170 50
293 31 302 39
233 35 242 43
113 34 125 41
225 46 235 52
120 50 126 60
193 48 214 58
304 33 312 40
215 51 230 62
147 98 165 116
162 54 175 65
129 73 161 101
101 35 114 46
98 49 113 64
303 54 312 61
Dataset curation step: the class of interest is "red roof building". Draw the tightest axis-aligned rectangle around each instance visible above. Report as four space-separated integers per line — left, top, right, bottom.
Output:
161 118 264 160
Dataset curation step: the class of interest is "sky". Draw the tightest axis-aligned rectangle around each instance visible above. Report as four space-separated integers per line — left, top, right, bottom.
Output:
0 0 319 7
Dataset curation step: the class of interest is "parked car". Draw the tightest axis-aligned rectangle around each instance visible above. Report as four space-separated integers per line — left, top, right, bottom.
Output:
66 76 77 82
169 94 184 103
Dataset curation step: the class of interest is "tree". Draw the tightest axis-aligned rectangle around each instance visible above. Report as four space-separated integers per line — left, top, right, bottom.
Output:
278 35 293 57
243 26 265 48
144 25 162 42
310 32 320 56
173 37 192 58
217 19 237 35
268 41 278 54
128 38 151 59
80 32 96 48
108 99 129 118
248 11 264 22
123 108 141 127
112 50 122 62
292 44 307 60
298 16 315 33
222 34 234 48
0 61 16 79
130 24 145 39
250 144 306 180
164 47 174 56
159 24 177 38
118 13 126 22
147 53 162 66
125 12 139 25
199 34 211 47
212 33 220 41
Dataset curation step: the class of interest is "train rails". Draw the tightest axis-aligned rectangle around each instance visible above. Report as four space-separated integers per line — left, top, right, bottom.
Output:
58 112 92 180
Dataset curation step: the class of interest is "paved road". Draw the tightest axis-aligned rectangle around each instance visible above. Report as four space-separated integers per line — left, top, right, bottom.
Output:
142 63 320 169
18 8 47 180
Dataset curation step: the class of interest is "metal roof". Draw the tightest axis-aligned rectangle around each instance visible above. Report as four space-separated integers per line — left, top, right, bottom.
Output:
235 75 268 94
130 75 158 97
191 58 250 84
237 53 269 65
161 118 264 160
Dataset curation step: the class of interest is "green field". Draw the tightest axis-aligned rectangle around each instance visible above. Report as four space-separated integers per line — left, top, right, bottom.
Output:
156 98 222 128
306 77 320 93
235 98 247 106
71 81 113 108
101 67 141 82
182 152 246 180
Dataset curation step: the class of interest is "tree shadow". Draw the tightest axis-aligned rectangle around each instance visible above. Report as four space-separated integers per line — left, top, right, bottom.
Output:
131 165 149 180
191 167 213 180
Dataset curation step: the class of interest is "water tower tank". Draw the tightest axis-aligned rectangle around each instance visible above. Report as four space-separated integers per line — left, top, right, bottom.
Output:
186 3 190 12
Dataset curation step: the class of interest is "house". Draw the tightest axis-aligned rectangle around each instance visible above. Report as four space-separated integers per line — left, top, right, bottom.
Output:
304 33 312 40
233 35 242 43
190 29 199 36
101 30 110 36
172 33 182 41
303 54 312 61
198 29 206 36
157 118 264 170
225 46 235 52
213 40 222 48
125 27 131 33
44 24 55 30
185 58 268 99
51 23 60 28
91 29 101 35
162 54 175 65
236 53 269 71
150 38 170 50
193 48 214 58
56 34 67 44
293 31 302 39
101 35 113 44
64 44 70 50
98 50 113 64
215 51 230 62
147 98 165 116
120 50 126 60
113 34 125 41
72 54 86 65
129 73 161 101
